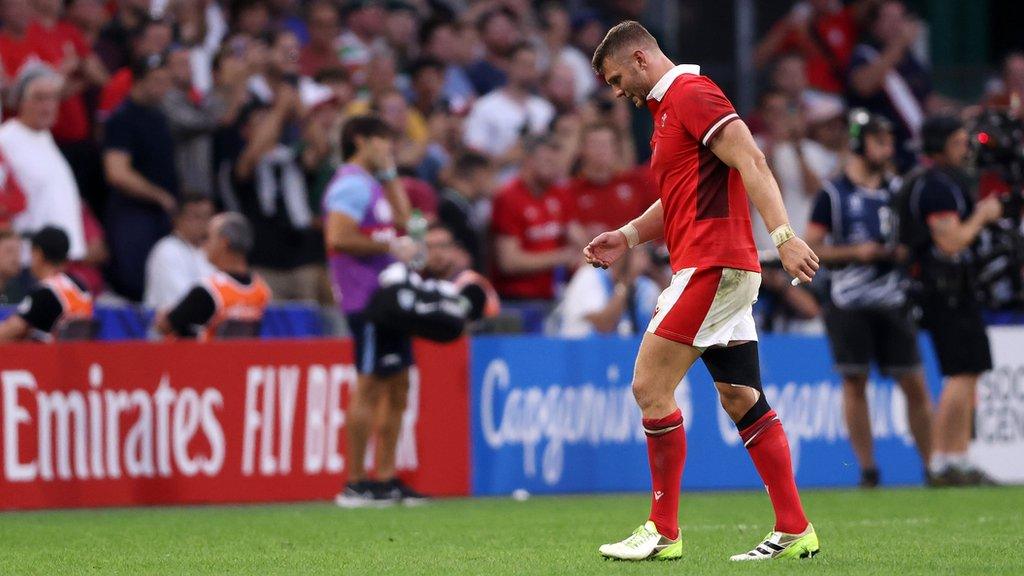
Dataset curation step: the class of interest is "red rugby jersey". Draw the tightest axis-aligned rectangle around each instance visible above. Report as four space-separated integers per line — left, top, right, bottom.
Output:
646 65 760 273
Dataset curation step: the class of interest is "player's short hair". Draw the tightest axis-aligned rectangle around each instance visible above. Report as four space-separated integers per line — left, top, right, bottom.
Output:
340 114 392 159
591 20 658 75
216 212 254 255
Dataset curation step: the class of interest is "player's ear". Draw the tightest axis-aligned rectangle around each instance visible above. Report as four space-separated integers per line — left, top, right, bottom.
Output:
633 49 646 70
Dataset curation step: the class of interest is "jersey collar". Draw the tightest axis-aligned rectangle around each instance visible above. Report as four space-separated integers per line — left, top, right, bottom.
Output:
647 64 701 102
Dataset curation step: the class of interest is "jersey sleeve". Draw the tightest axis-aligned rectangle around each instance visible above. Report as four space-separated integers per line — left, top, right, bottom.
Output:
673 77 740 147
103 109 133 153
808 190 833 231
17 287 64 334
916 179 962 224
323 174 372 221
166 286 218 338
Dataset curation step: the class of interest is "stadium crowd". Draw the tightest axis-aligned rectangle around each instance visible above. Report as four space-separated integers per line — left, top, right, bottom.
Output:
0 0 1020 340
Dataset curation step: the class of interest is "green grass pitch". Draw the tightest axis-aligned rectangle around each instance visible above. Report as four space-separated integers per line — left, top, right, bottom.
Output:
1 487 1022 575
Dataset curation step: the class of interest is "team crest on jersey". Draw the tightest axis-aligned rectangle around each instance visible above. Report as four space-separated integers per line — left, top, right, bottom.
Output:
661 112 668 127
524 206 539 221
616 184 633 201
545 198 561 214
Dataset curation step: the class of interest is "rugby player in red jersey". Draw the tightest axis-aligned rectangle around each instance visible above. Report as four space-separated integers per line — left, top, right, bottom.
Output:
585 21 821 562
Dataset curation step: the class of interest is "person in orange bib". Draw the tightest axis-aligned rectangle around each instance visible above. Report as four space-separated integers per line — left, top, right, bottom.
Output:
155 212 271 340
0 226 93 342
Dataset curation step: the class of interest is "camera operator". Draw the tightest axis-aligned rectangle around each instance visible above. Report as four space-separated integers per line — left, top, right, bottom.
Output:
899 116 1003 486
805 111 932 488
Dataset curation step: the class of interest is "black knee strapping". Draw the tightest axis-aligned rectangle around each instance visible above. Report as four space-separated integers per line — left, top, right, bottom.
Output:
702 342 761 388
701 342 771 429
736 391 771 430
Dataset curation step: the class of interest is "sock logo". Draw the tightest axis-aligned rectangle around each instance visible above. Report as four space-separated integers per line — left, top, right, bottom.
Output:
654 491 663 500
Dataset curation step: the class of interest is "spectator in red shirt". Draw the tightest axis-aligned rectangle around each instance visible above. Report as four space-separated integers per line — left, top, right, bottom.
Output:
491 135 587 301
299 0 341 77
568 123 657 238
984 51 1024 116
28 0 109 143
753 0 867 94
0 0 46 91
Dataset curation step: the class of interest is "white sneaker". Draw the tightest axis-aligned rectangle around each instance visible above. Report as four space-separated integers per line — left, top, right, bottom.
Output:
730 523 819 561
598 521 682 561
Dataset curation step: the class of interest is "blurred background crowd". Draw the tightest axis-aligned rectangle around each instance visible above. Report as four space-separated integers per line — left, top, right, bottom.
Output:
0 0 1022 338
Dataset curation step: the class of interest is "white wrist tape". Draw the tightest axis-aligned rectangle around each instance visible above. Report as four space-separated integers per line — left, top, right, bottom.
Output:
618 222 641 249
770 224 796 248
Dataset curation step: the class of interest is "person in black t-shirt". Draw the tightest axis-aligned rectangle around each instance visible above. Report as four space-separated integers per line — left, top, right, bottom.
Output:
103 52 178 302
902 116 1004 486
0 226 93 342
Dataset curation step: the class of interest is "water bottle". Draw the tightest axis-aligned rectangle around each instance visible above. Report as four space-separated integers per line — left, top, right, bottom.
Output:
407 209 428 271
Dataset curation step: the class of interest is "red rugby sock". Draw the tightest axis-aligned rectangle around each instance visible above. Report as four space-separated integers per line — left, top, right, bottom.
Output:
739 410 808 534
643 408 686 540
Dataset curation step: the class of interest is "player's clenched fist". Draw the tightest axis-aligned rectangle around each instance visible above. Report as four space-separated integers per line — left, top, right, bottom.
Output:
584 230 629 269
778 236 820 284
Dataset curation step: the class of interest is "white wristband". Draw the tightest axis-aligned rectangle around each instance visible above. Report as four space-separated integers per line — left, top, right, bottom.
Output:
618 223 640 249
770 224 796 248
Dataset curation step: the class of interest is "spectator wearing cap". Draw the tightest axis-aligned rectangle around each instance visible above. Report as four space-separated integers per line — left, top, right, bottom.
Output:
300 0 342 77
103 51 179 302
420 18 476 106
464 6 521 95
490 136 586 301
155 212 271 340
143 193 215 309
463 42 554 171
0 64 87 263
0 226 94 342
97 18 174 121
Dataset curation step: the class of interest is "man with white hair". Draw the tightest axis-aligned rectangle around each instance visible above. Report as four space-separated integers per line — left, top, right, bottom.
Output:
0 63 86 262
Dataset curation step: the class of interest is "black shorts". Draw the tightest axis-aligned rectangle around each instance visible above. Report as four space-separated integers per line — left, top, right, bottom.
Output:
919 296 992 377
823 305 922 378
346 312 414 377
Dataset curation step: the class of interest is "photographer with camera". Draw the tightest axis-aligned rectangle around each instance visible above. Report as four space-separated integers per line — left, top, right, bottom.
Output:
899 116 1003 486
805 111 932 488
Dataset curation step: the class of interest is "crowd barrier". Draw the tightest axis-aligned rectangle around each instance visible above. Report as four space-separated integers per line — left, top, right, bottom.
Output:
0 339 469 510
0 304 325 340
1 328 1021 510
468 328 1024 496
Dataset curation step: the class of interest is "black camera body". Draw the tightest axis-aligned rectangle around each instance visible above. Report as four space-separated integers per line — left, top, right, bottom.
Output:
969 110 1024 309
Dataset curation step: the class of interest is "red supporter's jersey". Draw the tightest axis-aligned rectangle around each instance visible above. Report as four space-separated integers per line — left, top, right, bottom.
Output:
646 66 760 273
490 178 576 300
569 166 658 234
